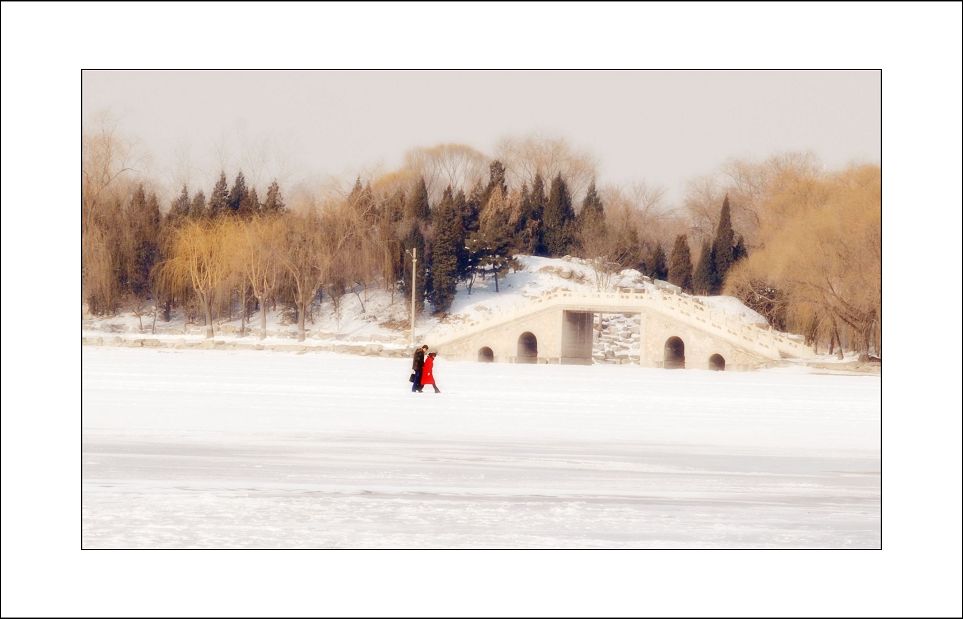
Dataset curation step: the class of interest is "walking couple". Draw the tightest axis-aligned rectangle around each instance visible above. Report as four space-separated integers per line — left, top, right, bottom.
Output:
410 344 441 393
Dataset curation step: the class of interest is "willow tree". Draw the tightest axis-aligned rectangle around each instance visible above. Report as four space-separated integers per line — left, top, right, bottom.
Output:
155 219 233 338
725 164 881 357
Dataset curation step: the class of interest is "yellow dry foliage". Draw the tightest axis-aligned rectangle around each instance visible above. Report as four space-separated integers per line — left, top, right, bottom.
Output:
155 219 235 337
726 164 881 355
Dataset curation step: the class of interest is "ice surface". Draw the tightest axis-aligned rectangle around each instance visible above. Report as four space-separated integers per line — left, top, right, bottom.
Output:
81 347 880 548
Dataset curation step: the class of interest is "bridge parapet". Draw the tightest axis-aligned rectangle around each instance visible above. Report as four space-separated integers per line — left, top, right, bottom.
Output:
427 287 813 360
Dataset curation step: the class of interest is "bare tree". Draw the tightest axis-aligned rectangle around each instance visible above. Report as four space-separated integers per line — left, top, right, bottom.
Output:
82 118 136 313
280 211 328 341
495 135 598 203
402 143 488 204
684 151 823 249
320 200 361 326
600 183 672 238
371 189 405 298
236 216 286 339
578 218 631 292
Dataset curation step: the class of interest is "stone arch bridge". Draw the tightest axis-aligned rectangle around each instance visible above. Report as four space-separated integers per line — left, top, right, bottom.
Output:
426 287 813 370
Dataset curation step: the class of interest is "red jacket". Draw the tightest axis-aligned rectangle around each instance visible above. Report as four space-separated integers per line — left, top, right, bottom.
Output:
420 356 435 385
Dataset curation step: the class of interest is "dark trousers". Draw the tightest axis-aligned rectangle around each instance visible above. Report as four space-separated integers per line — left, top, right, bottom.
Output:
411 370 422 392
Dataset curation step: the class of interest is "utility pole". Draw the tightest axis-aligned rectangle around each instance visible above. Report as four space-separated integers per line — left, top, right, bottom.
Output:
408 247 417 347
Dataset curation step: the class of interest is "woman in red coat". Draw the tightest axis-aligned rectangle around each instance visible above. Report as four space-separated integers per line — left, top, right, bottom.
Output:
420 351 441 393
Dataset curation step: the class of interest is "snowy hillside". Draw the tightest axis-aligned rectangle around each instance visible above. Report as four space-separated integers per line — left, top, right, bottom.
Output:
440 255 768 327
82 255 772 358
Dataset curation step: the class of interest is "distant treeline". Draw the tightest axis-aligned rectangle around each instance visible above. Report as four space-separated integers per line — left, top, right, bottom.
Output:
82 130 880 357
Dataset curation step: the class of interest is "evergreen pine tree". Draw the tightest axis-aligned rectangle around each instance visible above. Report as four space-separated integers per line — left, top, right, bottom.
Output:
422 228 435 304
457 182 486 285
510 183 532 253
126 186 161 298
429 186 462 313
263 180 285 213
401 224 427 313
576 180 605 234
733 234 748 263
227 171 247 214
170 185 190 220
190 190 207 219
144 191 161 260
650 243 668 281
453 189 470 280
693 240 718 295
122 185 147 292
543 174 576 257
711 194 735 293
462 181 484 236
386 188 407 287
240 187 260 217
209 172 229 217
637 252 650 277
485 160 507 202
389 189 407 223
348 176 364 204
575 180 606 256
405 178 431 221
529 173 548 256
668 234 693 292
470 187 514 293
146 192 161 222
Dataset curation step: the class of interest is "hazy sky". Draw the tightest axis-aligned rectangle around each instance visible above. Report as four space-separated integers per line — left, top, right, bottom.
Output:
82 70 880 205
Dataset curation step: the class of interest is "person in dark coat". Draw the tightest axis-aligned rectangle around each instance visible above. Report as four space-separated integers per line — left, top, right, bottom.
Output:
411 344 428 392
420 351 441 393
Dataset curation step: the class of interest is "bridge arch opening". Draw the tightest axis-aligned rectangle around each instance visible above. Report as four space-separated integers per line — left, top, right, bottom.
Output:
517 332 538 363
478 346 494 363
664 336 685 369
709 353 725 371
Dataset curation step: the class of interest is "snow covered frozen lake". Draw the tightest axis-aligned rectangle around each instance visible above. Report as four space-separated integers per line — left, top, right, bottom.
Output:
81 346 880 548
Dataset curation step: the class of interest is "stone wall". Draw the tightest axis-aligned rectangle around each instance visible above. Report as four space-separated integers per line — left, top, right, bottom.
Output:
592 313 641 365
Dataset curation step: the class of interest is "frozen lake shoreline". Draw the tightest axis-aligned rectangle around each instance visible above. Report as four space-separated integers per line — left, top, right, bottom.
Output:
82 346 881 548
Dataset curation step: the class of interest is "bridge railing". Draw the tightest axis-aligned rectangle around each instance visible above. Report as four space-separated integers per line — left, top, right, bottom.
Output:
428 290 572 346
428 286 813 359
641 287 812 358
